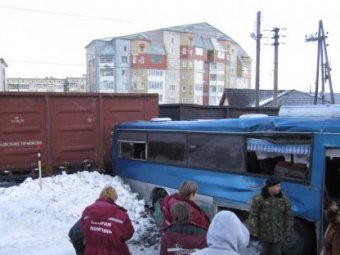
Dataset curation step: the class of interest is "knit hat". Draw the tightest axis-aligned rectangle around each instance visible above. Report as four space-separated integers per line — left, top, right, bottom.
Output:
266 177 280 187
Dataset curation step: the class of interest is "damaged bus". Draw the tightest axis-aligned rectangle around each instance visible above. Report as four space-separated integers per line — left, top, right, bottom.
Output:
112 105 340 255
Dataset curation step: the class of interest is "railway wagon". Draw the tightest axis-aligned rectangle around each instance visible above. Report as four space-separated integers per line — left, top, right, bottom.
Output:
0 92 158 182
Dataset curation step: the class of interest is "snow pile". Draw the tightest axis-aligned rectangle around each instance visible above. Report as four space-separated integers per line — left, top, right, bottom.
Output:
0 171 160 255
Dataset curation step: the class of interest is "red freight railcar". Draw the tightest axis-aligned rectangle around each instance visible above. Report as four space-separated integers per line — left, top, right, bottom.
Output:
0 92 158 182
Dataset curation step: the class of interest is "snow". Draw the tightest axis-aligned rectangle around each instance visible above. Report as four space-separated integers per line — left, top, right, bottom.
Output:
0 171 160 255
0 171 260 255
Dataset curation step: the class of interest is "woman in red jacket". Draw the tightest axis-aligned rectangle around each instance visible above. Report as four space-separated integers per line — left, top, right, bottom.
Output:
81 186 134 255
161 181 210 229
160 202 207 255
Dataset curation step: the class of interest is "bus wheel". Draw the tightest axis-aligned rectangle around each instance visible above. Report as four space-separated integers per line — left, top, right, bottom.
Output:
282 219 315 255
151 189 167 228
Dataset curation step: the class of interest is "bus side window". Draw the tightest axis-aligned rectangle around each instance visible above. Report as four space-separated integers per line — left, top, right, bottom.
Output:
120 142 146 160
134 143 146 160
259 156 285 175
247 151 261 174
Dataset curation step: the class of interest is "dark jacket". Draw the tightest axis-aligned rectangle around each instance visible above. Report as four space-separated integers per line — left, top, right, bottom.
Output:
69 218 84 255
161 193 210 229
81 198 134 255
246 187 294 243
160 222 207 255
322 223 340 255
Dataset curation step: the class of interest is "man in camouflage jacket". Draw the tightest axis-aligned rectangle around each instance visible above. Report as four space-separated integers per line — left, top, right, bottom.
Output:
246 177 294 255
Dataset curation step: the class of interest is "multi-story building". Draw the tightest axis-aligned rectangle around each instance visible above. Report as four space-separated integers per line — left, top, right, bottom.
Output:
0 58 8 91
65 77 88 92
86 22 251 105
7 76 88 92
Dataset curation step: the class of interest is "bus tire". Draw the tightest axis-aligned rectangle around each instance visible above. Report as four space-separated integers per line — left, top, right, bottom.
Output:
282 219 316 255
151 189 167 228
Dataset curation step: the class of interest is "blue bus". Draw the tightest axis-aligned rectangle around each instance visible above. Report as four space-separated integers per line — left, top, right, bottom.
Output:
112 107 340 255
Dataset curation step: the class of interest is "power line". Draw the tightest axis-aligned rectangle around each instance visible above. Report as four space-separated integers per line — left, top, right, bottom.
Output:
0 5 134 23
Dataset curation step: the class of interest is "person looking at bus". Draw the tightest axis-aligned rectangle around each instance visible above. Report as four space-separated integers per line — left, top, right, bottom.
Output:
161 180 210 229
246 177 294 255
160 202 207 255
80 186 134 255
68 218 84 255
192 210 249 255
322 201 340 255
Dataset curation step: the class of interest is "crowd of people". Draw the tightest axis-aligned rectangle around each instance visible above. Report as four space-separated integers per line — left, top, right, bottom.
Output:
68 178 340 255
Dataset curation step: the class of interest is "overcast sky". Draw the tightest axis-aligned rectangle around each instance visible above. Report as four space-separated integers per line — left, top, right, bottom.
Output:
0 0 338 92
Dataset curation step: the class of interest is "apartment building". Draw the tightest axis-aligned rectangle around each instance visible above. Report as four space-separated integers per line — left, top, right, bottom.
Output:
0 58 8 91
7 77 88 92
86 22 251 105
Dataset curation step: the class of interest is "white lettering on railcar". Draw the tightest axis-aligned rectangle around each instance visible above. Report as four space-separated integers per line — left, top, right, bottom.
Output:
10 116 25 124
0 140 42 148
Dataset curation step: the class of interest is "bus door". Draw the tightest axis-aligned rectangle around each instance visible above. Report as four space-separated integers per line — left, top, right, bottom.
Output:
324 148 340 226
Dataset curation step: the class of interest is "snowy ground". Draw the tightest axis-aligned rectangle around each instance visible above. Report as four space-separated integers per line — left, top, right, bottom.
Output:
0 171 260 255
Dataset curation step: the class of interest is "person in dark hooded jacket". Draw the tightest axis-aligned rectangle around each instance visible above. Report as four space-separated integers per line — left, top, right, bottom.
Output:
246 177 294 255
160 202 207 255
81 186 134 255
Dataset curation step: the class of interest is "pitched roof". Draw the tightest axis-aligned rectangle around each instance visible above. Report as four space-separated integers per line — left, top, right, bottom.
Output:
87 22 249 58
220 88 331 107
0 58 8 67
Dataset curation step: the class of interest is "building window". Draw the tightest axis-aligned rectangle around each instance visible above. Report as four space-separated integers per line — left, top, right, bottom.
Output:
139 57 144 64
210 74 217 81
195 84 203 91
100 55 113 63
132 56 136 64
168 84 176 91
171 37 174 43
124 46 127 52
182 60 187 68
122 70 126 76
195 47 203 56
151 55 162 63
148 81 163 89
167 97 176 103
100 68 114 76
183 48 187 55
121 56 128 63
148 69 163 76
217 51 225 59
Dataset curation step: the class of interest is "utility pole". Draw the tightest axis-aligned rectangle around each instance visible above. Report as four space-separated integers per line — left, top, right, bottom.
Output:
254 11 262 108
305 20 334 104
272 27 280 107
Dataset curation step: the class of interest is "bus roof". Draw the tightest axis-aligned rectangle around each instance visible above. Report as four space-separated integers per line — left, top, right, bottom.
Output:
116 116 340 133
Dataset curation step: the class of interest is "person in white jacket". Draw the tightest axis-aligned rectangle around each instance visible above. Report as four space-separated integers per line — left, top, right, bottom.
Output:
192 210 249 255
